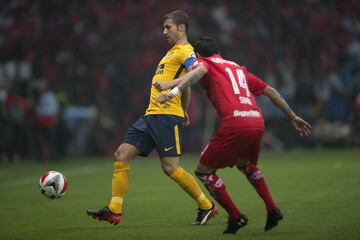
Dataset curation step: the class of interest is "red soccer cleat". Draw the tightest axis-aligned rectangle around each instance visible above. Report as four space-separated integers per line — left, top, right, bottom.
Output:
86 207 122 225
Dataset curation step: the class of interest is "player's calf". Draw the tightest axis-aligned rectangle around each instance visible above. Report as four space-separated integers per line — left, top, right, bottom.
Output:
195 172 243 222
195 172 230 201
239 164 277 213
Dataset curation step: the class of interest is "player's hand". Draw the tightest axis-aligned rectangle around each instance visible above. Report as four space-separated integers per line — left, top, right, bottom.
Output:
153 81 173 91
290 116 311 137
157 92 175 103
183 111 190 126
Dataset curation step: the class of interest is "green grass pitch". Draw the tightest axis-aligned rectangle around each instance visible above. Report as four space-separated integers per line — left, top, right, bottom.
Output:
1 149 360 240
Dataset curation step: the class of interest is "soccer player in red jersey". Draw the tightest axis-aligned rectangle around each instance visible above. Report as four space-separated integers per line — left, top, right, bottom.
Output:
154 37 311 234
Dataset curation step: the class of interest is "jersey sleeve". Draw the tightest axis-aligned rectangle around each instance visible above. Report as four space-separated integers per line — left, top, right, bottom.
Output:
246 71 268 96
193 58 210 86
192 58 209 70
178 48 196 71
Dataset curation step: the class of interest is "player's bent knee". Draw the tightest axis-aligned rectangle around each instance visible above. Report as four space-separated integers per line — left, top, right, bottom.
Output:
114 150 130 163
195 163 216 174
242 164 263 180
114 148 125 162
162 164 177 176
113 144 138 162
161 157 180 176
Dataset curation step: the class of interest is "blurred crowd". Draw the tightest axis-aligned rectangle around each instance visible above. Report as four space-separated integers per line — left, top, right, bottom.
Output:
0 0 359 162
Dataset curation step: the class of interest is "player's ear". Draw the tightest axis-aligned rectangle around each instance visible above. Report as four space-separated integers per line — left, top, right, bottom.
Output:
178 24 186 33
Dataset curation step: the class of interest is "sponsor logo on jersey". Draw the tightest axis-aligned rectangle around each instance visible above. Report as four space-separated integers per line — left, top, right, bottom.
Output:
233 110 260 118
165 52 174 59
239 96 252 105
155 64 165 75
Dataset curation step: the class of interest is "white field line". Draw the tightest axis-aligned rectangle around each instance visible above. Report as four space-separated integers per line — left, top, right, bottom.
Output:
0 165 106 187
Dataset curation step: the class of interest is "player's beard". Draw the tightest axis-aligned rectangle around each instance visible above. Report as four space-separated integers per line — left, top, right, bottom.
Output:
166 33 181 46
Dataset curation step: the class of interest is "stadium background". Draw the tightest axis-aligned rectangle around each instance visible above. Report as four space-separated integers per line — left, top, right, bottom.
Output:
1 1 360 240
0 0 359 160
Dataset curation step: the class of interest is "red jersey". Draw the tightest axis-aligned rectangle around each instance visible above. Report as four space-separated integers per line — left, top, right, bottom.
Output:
194 54 268 129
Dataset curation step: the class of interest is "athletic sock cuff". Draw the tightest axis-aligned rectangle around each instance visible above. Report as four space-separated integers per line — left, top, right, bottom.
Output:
114 161 130 171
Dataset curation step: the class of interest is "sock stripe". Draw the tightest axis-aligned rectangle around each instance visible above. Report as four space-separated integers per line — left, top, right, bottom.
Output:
110 196 123 204
196 193 206 203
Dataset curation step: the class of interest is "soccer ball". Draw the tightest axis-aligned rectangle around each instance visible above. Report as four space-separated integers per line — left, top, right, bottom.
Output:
39 171 68 199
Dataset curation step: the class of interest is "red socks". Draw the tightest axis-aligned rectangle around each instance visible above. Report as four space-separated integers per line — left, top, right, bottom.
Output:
196 172 241 220
195 163 277 220
242 164 276 213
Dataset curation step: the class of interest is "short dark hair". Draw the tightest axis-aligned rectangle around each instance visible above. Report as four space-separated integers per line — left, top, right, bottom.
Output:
194 37 220 57
163 10 190 33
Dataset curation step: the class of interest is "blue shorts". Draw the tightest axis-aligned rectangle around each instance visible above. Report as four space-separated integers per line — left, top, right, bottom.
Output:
123 115 184 157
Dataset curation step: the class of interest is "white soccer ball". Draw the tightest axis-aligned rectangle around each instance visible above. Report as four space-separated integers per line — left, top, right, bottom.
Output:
39 171 68 199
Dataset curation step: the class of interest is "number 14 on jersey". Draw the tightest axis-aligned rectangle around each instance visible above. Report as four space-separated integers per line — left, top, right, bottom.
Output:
225 67 252 105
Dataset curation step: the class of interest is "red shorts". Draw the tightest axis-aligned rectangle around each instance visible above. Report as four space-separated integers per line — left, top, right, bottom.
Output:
200 127 264 169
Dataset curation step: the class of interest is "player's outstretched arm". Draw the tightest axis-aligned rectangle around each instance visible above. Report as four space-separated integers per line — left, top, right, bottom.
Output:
262 86 311 137
157 66 208 103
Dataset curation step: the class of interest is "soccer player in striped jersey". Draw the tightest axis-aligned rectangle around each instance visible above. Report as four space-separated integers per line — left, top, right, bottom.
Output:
86 11 217 226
